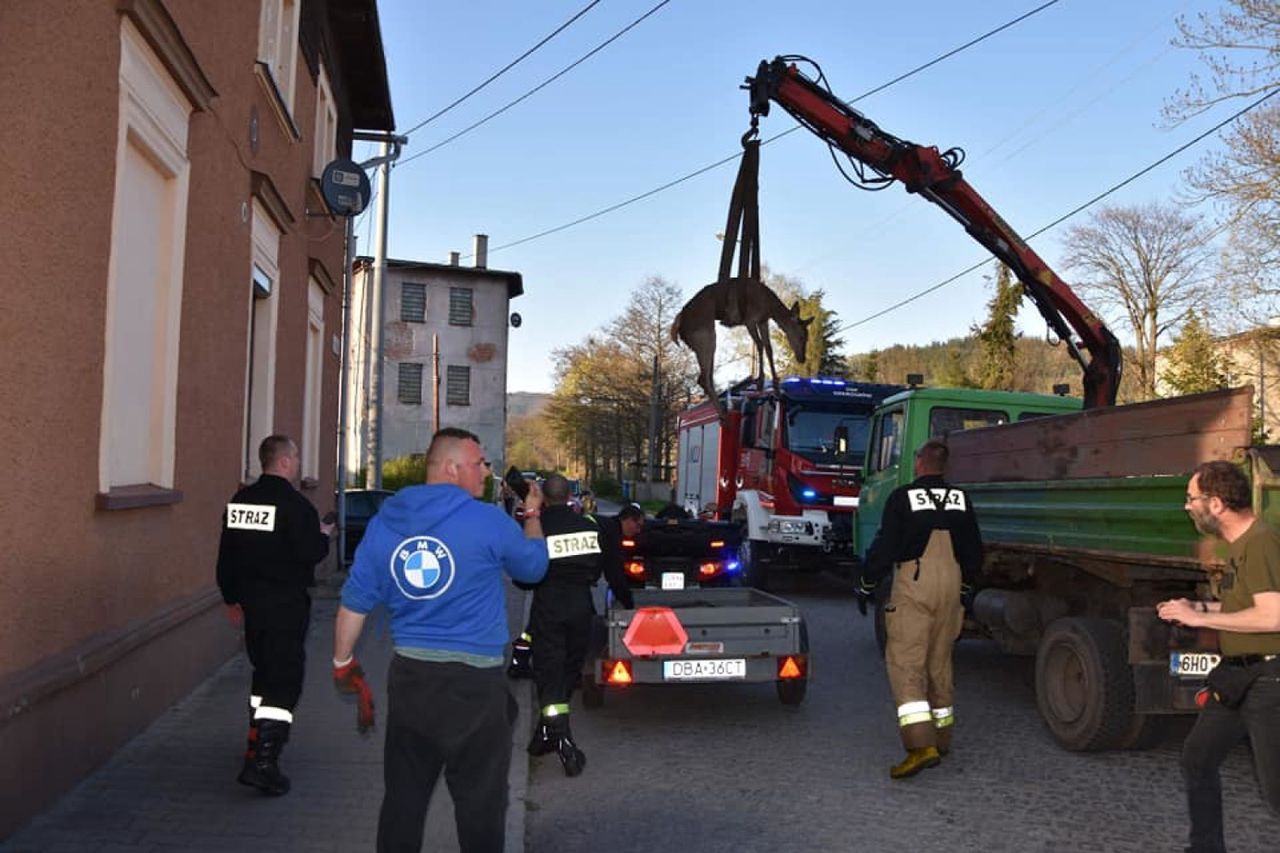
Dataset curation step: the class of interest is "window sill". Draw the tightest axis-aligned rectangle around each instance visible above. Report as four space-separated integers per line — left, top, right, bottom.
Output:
96 483 184 511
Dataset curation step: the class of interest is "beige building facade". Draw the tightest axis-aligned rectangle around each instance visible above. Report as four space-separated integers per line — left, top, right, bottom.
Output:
0 0 393 836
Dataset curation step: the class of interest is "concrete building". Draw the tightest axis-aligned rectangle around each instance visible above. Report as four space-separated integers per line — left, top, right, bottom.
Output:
0 0 392 837
346 241 524 476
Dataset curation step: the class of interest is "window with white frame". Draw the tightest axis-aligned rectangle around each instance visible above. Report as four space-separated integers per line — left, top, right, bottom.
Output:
312 63 337 178
258 0 300 113
302 279 325 481
244 202 282 480
99 20 193 494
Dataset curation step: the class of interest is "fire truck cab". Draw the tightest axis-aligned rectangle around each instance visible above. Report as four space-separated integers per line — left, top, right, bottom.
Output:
676 376 904 587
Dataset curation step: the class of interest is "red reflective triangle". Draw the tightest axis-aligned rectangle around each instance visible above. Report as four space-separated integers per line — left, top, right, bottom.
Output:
622 607 689 656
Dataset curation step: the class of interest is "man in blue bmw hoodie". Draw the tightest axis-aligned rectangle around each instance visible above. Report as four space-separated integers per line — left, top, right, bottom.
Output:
333 427 548 853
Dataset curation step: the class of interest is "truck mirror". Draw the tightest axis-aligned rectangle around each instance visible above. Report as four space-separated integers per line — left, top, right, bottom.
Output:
834 425 849 455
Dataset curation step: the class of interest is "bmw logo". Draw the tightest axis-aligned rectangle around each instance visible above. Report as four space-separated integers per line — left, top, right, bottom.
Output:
390 536 456 600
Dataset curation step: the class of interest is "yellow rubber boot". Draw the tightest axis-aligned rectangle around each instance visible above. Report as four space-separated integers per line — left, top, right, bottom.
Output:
889 746 941 779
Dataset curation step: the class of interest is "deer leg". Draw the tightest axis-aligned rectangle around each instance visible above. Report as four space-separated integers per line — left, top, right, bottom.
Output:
762 333 779 387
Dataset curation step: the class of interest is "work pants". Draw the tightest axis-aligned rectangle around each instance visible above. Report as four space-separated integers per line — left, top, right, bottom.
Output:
883 530 964 750
1180 662 1280 853
242 589 310 721
529 584 594 712
377 656 516 853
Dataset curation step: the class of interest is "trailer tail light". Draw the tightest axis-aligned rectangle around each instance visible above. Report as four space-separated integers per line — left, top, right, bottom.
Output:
621 538 637 549
778 655 807 680
698 561 720 579
709 540 725 548
604 660 633 685
625 559 646 579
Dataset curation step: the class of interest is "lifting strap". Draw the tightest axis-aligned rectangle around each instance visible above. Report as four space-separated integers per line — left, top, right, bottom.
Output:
716 127 762 326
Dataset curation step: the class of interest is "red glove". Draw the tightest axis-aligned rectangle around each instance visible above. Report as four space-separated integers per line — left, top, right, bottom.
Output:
333 658 376 732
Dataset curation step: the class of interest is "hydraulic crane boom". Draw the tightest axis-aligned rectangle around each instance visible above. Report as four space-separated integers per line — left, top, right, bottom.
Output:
746 56 1122 408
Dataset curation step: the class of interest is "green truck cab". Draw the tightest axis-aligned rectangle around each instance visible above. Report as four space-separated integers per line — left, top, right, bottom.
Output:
856 387 1081 553
855 384 1262 752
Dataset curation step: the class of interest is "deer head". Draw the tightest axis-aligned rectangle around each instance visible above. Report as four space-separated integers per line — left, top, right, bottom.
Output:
784 300 814 366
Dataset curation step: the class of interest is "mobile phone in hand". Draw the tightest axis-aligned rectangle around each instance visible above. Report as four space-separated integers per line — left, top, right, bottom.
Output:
504 467 530 501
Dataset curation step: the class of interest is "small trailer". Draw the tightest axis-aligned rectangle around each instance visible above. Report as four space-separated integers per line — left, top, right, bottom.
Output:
582 586 810 707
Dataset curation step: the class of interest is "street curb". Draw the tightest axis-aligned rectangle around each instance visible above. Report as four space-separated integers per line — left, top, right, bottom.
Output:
506 674 533 853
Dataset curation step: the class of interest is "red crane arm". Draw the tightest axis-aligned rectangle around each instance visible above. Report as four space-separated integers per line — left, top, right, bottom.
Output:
746 56 1121 408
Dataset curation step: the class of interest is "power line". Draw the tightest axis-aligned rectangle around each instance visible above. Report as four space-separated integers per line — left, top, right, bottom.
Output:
397 0 673 168
399 0 603 138
476 0 1061 259
835 85 1280 334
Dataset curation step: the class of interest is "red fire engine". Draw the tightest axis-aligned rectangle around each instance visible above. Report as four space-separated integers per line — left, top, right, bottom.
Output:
676 376 904 587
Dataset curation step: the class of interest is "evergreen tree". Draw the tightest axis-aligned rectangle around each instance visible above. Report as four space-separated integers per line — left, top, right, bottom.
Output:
848 350 881 382
1162 310 1228 396
973 264 1022 390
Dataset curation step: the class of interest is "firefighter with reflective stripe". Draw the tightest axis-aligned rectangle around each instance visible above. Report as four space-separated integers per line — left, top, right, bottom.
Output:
526 475 636 776
858 439 983 779
216 435 332 796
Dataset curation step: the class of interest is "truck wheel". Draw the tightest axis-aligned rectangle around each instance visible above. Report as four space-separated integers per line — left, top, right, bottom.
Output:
1035 617 1135 751
1116 712 1167 751
740 538 769 590
777 678 807 705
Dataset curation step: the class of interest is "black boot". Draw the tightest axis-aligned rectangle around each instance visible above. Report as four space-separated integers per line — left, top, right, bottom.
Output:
554 720 586 778
238 719 291 795
526 721 555 756
507 634 533 679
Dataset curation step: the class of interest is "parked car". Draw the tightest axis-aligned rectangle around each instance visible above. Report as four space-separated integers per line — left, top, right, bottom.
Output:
337 489 393 565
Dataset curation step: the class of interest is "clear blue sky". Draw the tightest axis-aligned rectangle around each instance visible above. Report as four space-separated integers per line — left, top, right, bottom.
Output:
358 0 1232 393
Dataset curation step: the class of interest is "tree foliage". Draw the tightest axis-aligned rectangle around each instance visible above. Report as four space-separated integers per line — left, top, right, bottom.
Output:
535 276 701 487
1166 1 1280 322
972 263 1023 390
1060 202 1215 401
1162 310 1230 396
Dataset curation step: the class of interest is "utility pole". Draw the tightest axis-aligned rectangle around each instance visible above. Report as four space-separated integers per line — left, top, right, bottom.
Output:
366 140 394 489
335 131 405 561
646 353 659 486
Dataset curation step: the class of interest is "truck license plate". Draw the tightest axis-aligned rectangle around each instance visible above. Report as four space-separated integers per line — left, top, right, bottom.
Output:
1170 652 1220 677
661 572 685 590
663 659 746 681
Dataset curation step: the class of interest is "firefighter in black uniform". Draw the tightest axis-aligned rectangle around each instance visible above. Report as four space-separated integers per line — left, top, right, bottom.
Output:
525 475 635 776
216 435 332 796
856 439 983 779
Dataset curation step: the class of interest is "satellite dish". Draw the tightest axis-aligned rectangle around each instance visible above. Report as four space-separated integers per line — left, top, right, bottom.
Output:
510 312 522 328
319 158 371 217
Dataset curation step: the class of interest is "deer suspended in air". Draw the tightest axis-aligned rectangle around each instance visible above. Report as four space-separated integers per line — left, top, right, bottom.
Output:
670 275 812 419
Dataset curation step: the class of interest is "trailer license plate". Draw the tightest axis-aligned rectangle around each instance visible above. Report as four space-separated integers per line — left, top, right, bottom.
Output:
1170 652 1220 677
661 572 685 590
663 659 746 681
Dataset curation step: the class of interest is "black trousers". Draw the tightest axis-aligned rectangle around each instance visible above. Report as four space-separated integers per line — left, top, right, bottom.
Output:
377 656 516 853
529 585 594 712
242 591 310 715
1180 663 1280 852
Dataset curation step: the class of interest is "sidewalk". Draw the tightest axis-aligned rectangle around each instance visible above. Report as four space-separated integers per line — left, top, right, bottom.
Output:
1 580 534 853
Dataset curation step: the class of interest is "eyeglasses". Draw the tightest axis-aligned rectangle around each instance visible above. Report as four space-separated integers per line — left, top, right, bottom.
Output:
1185 494 1211 504
479 459 492 469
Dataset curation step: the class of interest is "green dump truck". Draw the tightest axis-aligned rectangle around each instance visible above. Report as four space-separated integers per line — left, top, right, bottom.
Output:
856 384 1264 751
